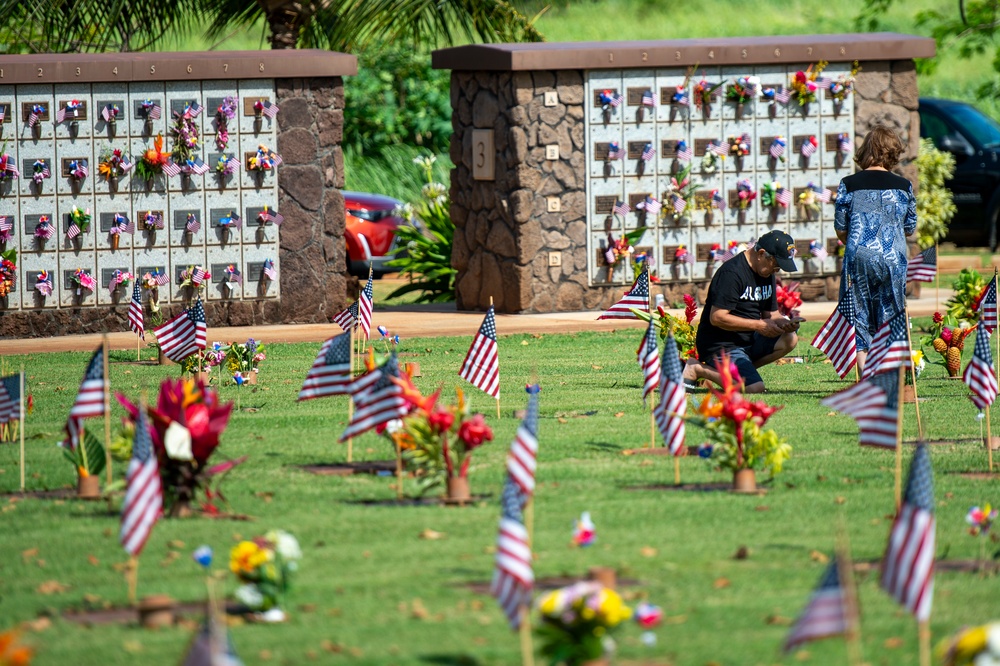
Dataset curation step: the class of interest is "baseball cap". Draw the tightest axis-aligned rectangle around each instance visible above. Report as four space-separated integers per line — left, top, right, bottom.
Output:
756 229 798 272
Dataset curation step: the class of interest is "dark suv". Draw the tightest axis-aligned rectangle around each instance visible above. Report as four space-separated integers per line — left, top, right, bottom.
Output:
919 97 1000 249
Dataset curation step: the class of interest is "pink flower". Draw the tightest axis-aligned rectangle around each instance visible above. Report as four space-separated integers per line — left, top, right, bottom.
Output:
428 410 455 434
457 414 493 450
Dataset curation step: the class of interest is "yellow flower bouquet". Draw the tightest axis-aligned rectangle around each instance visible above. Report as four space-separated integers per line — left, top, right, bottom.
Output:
536 582 632 665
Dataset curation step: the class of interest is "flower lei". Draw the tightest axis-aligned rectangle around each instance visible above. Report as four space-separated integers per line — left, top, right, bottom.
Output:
170 106 199 165
215 95 237 151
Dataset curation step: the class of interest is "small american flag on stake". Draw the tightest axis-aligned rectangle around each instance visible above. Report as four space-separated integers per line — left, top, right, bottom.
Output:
979 277 998 334
641 89 656 106
298 332 352 401
862 311 912 380
775 87 792 104
120 406 161 557
263 259 277 281
185 158 209 175
257 100 280 119
66 220 82 240
185 214 201 234
128 281 144 340
769 136 787 160
115 214 134 234
332 300 358 332
612 200 630 218
152 298 207 362
27 105 44 128
655 333 686 455
119 154 133 173
822 369 900 448
906 246 937 282
141 100 162 120
638 196 661 217
459 305 500 399
101 103 119 123
225 155 241 172
880 442 935 621
711 190 727 211
184 101 203 118
776 188 793 207
815 187 832 203
357 272 374 339
710 139 730 157
964 324 998 409
676 140 693 162
671 194 687 215
162 160 181 178
637 319 660 406
784 557 857 653
191 266 207 286
338 353 412 441
260 207 284 226
800 136 818 158
598 265 649 320
0 374 21 424
151 268 169 286
0 216 11 234
607 142 625 160
60 347 106 450
641 142 656 162
490 384 539 629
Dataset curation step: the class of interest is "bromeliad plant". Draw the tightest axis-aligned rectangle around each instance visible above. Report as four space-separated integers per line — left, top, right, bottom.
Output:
61 426 106 482
689 354 791 477
632 293 699 360
391 375 494 496
947 268 988 323
536 582 633 666
116 377 238 517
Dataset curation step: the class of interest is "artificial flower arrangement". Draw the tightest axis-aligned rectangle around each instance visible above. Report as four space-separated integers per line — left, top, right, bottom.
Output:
693 74 724 114
700 149 720 175
910 350 926 383
735 178 757 210
169 104 200 167
775 279 802 319
217 338 266 385
107 270 135 295
135 134 170 183
726 75 760 107
215 96 237 152
33 216 53 242
142 210 165 231
115 377 237 517
936 621 1000 665
760 181 791 210
798 187 821 221
688 353 791 484
0 146 18 182
0 249 15 300
789 61 828 108
67 159 88 182
597 89 624 115
967 503 998 575
391 372 494 498
632 294 699 360
179 265 211 291
230 530 301 622
248 144 281 172
34 270 53 297
603 228 647 282
30 160 50 187
140 271 166 314
215 154 239 177
674 245 694 267
97 145 130 182
729 133 752 159
632 251 658 283
536 581 633 666
69 267 95 295
664 164 699 221
828 61 861 104
924 312 973 377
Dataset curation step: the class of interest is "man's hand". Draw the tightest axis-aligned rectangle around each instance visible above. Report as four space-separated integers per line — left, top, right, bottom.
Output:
759 317 791 337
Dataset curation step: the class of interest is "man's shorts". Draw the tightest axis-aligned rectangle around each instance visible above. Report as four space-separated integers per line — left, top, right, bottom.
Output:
703 333 779 388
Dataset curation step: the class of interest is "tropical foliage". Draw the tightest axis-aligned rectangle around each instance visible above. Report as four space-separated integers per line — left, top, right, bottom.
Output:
916 138 957 249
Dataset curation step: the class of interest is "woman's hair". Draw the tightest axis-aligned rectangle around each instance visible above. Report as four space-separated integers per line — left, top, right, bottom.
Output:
855 124 905 170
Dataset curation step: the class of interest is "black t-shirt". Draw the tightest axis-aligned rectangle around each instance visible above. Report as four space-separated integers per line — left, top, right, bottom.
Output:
696 253 777 356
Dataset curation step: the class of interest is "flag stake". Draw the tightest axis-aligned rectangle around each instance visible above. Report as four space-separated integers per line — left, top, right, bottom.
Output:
519 495 536 666
919 620 931 666
895 364 905 510
835 518 863 666
903 308 924 439
347 326 355 464
102 334 113 486
19 365 25 492
934 242 940 314
987 403 994 473
128 555 138 606
136 331 141 362
674 456 681 486
394 436 403 501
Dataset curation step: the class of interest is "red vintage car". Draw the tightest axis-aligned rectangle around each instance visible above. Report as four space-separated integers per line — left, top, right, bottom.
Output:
343 191 409 276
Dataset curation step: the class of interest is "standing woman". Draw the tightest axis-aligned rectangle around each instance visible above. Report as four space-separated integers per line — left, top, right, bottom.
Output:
834 124 917 375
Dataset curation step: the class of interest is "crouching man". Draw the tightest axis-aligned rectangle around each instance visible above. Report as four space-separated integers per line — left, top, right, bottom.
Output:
683 230 801 394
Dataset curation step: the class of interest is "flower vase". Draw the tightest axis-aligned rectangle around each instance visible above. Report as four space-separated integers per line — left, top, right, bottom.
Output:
737 209 747 226
901 384 916 403
158 349 176 366
704 209 714 226
446 476 471 502
833 100 843 118
109 176 118 193
110 234 120 251
735 101 744 118
138 595 176 628
77 474 101 499
801 101 811 117
246 370 258 385
732 469 757 492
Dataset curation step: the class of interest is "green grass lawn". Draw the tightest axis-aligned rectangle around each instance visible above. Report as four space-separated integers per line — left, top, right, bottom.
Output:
0 320 998 665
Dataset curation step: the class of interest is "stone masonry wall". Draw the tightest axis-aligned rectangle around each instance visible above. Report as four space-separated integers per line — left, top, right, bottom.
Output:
450 61 920 314
0 76 348 338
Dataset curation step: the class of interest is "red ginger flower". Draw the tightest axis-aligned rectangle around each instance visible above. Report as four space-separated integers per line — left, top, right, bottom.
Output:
683 294 698 324
457 414 493 450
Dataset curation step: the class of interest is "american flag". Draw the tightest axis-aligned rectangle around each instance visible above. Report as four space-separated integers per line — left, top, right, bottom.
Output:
906 246 937 283
862 311 912 379
816 76 834 88
637 318 660 405
838 133 853 153
775 87 792 104
27 105 43 128
784 558 855 653
676 140 693 162
641 90 656 107
225 155 242 173
55 100 83 123
821 369 899 448
263 259 277 281
332 300 358 332
185 214 201 234
34 271 53 296
115 214 134 234
260 207 284 226
0 216 11 234
34 219 54 240
184 101 203 118
101 104 119 123
800 137 818 158
710 140 730 157
191 266 207 286
150 267 169 286
259 100 280 119
357 275 374 339
162 160 181 178
980 277 998 334
0 104 5 123
119 154 133 173
641 143 656 162
815 187 833 204
673 88 690 105
638 196 661 217
459 305 500 399
33 161 50 178
490 385 539 628
224 265 243 288
61 348 106 450
654 333 686 455
598 265 649 320
185 158 209 175
672 194 687 215
964 324 998 409
607 142 625 160
717 242 739 263
142 101 162 120
128 282 144 340
120 407 161 557
66 221 81 240
221 212 242 230
153 298 207 362
69 160 88 179
776 188 793 207
612 200 630 217
880 442 935 621
2 156 19 177
711 190 727 211
769 137 787 160
0 374 22 423
298 332 352 401
338 353 412 441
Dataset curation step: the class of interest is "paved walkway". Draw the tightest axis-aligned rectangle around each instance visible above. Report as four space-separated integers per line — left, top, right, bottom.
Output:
0 287 953 356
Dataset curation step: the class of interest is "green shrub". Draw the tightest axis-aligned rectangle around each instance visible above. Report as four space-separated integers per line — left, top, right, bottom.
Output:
946 267 987 322
344 144 452 202
916 138 957 249
344 47 452 159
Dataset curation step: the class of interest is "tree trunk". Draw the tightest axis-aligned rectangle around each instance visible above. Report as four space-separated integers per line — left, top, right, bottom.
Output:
264 1 316 50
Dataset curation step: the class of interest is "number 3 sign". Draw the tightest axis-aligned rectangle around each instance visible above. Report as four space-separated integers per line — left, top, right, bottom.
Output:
471 129 494 181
